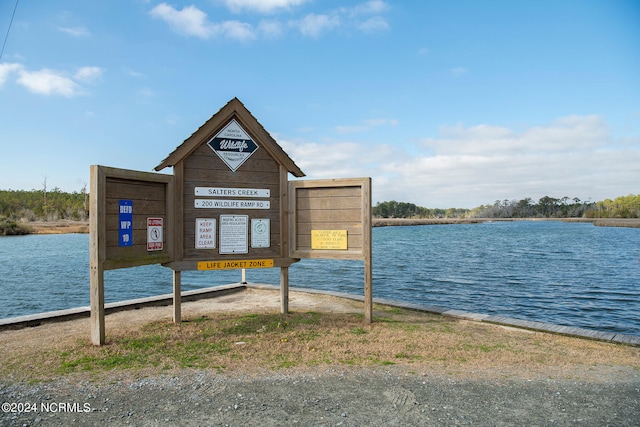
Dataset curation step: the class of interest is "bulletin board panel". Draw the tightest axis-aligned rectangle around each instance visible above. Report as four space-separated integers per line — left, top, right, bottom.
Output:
288 177 372 323
90 165 175 271
289 177 372 260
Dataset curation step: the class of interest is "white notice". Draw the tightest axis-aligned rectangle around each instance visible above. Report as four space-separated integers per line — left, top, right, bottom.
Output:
195 199 270 209
195 218 216 249
219 215 248 254
195 187 270 198
251 218 270 248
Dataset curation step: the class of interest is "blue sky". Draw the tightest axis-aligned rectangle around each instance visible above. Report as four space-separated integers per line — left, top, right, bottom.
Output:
1 0 638 208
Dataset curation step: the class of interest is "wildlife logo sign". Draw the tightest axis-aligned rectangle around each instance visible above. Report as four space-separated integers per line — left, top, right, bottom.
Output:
207 119 258 172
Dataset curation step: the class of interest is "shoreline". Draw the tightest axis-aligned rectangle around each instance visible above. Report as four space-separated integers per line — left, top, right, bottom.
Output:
20 217 640 234
372 217 640 228
1 284 638 346
26 220 90 234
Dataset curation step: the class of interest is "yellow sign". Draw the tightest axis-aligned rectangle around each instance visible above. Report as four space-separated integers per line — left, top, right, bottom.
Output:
311 230 348 250
198 259 274 270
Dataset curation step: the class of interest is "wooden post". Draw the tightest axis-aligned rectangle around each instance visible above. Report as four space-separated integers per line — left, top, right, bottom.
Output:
89 165 106 345
90 263 105 345
364 256 372 324
363 177 373 323
173 270 181 323
280 266 289 314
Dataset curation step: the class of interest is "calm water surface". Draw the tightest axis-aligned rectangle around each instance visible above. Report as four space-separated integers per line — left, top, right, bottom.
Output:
1 221 638 335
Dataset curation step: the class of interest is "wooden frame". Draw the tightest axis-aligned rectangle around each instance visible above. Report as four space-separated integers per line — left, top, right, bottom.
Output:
289 177 372 322
89 165 174 345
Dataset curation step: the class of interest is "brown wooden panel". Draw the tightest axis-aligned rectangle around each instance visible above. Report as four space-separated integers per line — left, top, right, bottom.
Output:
94 166 173 269
297 186 362 198
179 139 285 262
289 178 370 261
183 246 281 260
296 196 362 211
296 209 363 223
183 168 279 185
105 179 166 200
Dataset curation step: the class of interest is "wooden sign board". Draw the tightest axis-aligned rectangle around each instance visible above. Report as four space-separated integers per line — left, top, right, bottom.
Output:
89 98 373 345
289 177 372 322
155 98 304 271
89 165 174 345
90 165 174 270
289 177 371 260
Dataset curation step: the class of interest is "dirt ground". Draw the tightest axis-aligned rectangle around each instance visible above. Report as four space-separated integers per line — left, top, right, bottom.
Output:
1 288 639 426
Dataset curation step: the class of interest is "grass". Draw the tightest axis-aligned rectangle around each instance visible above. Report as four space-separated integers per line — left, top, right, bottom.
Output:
0 217 30 236
2 306 640 382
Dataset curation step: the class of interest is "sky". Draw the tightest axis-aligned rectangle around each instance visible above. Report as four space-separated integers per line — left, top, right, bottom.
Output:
0 0 638 209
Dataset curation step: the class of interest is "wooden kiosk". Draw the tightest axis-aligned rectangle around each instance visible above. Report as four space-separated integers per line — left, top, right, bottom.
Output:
90 98 371 345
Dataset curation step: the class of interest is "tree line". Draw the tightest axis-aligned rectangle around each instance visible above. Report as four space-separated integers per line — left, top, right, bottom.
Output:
1 187 638 224
0 185 89 222
372 200 469 219
374 194 640 219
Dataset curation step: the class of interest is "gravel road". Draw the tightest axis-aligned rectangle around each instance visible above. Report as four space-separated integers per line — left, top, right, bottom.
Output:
2 367 639 426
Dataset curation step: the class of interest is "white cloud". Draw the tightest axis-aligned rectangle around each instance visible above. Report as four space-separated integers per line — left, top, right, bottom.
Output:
341 0 390 34
16 68 80 96
151 1 390 39
75 66 103 83
150 4 214 38
215 20 256 41
123 67 145 78
0 62 22 86
258 20 284 38
358 16 389 33
425 115 608 156
282 115 640 208
221 0 308 14
293 13 341 38
417 47 430 55
149 3 256 41
352 0 389 15
280 138 395 179
58 26 91 37
3 64 101 96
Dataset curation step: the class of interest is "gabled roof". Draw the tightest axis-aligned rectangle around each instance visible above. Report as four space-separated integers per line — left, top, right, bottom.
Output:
155 97 305 177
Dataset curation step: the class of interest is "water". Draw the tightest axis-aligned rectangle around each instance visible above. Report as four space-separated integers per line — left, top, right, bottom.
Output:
1 221 639 336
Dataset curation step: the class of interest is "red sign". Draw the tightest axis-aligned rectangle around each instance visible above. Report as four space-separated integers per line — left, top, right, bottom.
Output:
147 218 163 251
